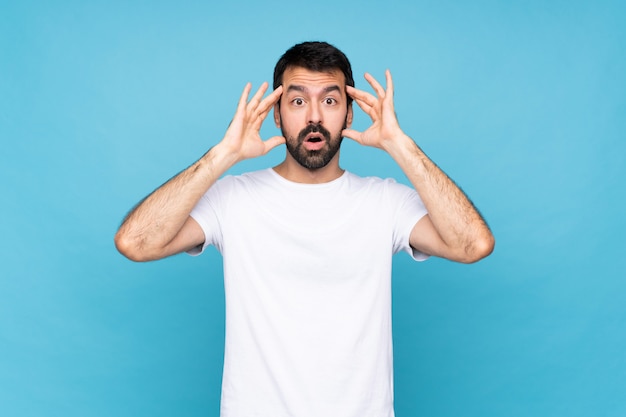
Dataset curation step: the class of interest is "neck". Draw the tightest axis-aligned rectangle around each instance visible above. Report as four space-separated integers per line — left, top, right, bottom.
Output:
273 152 344 184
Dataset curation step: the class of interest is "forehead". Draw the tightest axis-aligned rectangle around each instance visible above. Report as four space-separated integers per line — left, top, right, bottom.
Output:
281 66 346 91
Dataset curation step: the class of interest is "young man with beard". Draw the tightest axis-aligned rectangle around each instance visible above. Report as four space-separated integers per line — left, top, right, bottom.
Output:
115 41 494 417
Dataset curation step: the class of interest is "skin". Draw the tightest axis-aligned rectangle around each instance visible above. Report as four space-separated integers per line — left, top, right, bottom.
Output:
273 67 352 183
114 67 494 263
344 70 494 263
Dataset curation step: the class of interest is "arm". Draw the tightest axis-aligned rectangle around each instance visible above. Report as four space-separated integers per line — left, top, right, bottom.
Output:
343 71 494 263
115 83 284 262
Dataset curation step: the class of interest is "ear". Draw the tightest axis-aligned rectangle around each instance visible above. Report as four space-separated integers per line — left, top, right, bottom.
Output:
273 103 281 128
346 104 353 128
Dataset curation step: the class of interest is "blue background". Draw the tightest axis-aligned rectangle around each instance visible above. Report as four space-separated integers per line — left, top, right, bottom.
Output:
2 0 625 416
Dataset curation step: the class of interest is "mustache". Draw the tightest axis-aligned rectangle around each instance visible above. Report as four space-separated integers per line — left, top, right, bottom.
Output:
297 123 331 143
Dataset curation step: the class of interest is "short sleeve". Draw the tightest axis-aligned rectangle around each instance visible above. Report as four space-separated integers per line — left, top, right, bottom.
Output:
389 181 430 261
187 178 227 256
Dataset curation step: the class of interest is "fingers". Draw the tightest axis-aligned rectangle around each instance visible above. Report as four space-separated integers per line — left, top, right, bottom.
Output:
247 82 269 111
349 70 394 101
347 86 377 115
347 87 380 122
352 98 378 121
364 72 386 99
384 69 394 98
233 83 282 131
343 70 400 150
347 70 396 121
242 82 282 112
346 85 374 104
243 84 285 149
257 85 283 120
236 82 253 114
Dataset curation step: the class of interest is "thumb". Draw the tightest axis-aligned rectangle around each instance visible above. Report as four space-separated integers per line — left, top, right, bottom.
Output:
263 135 286 152
342 128 363 144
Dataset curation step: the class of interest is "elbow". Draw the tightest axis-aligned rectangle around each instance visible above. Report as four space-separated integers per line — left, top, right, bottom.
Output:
459 232 496 264
464 232 495 264
114 230 150 262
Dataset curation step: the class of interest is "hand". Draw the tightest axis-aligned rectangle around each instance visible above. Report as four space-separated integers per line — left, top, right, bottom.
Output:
220 82 285 162
343 70 408 151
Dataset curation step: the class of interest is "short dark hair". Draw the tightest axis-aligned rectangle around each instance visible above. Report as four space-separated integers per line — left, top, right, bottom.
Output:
273 41 354 105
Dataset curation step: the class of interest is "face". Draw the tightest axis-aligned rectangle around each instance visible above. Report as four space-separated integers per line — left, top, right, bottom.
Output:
274 67 353 170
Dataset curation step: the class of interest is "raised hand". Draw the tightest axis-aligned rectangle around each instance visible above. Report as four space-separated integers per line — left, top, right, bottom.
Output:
115 82 285 262
220 82 285 163
342 70 408 152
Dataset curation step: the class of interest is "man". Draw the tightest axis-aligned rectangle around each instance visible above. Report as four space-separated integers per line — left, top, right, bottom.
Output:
115 41 494 417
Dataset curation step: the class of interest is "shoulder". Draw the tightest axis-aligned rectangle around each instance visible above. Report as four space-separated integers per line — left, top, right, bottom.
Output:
344 172 425 210
208 169 287 205
344 171 410 192
216 168 275 188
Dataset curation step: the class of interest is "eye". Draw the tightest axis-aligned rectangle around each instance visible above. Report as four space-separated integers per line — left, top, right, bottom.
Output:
324 97 337 105
291 98 305 106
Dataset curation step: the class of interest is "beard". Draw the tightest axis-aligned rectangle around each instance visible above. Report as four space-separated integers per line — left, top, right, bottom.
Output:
281 121 345 170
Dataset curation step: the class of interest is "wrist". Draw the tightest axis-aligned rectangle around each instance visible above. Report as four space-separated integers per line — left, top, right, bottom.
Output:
198 142 239 175
382 132 418 158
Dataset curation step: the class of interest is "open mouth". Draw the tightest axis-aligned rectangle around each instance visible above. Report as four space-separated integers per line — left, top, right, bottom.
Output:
296 124 331 152
302 133 326 151
306 135 323 143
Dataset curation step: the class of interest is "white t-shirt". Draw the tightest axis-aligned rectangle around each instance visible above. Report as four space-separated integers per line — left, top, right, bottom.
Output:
190 168 428 417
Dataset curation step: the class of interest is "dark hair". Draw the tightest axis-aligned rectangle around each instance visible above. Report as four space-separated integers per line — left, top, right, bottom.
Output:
273 41 354 105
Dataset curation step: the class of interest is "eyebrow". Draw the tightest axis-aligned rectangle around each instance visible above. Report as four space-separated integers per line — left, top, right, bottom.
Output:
286 85 342 95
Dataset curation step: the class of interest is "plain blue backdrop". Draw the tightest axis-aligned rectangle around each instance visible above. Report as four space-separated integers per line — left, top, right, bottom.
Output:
1 0 625 416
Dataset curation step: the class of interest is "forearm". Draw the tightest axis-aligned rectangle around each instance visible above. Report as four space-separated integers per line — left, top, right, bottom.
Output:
385 134 494 262
344 71 493 262
114 143 236 261
114 82 284 261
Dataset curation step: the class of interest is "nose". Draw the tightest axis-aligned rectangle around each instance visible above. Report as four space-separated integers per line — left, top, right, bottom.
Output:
307 102 322 125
